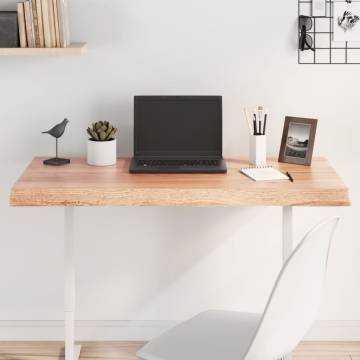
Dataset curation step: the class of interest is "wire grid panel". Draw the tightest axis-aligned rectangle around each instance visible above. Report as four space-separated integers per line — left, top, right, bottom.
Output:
298 0 360 64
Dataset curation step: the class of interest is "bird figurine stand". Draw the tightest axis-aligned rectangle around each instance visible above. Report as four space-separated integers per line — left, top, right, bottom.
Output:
42 119 71 166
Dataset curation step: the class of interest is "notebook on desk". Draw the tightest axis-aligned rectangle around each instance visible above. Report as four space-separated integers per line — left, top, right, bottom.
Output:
240 166 289 182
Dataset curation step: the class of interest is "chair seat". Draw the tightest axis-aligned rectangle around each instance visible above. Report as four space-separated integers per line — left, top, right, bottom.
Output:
137 310 262 360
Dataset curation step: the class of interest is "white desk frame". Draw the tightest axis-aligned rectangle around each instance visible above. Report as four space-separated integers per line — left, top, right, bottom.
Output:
64 207 81 360
63 205 294 360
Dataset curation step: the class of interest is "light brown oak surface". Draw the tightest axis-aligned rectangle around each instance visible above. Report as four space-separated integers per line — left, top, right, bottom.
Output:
10 157 350 207
0 341 359 359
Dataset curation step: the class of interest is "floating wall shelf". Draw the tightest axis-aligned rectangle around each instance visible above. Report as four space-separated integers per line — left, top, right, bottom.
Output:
0 42 87 56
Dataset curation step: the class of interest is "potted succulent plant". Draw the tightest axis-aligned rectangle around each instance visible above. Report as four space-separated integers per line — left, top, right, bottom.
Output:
86 121 118 166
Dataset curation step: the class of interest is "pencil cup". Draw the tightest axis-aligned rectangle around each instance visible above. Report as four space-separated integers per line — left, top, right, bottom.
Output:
249 135 267 166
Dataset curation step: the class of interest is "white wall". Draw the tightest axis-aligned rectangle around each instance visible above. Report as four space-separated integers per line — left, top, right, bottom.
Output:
0 0 358 340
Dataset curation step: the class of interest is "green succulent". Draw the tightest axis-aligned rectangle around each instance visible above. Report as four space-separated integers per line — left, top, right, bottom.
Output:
87 121 117 141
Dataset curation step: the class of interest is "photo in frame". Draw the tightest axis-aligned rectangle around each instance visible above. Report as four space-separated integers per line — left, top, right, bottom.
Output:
279 117 318 166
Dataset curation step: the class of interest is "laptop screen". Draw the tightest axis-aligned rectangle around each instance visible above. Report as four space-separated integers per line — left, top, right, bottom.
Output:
134 96 222 157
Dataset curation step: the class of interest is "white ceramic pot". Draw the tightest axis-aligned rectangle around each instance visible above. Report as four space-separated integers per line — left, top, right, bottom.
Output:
87 139 117 166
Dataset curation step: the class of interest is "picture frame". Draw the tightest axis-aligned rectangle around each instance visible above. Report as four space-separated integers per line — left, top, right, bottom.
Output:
279 116 318 166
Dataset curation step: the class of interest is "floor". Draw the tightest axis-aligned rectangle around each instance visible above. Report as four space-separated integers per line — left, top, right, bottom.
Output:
0 341 359 359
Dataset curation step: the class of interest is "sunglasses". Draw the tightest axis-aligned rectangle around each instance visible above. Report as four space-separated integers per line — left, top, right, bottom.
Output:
299 15 315 51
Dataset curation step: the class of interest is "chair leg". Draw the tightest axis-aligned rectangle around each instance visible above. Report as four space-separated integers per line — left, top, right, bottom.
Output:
279 354 292 360
282 206 293 264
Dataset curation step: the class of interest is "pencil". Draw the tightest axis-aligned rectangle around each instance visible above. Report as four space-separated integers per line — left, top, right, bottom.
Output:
286 172 294 182
263 114 267 135
243 108 252 135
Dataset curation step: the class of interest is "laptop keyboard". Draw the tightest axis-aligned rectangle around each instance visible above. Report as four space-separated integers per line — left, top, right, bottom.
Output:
137 159 220 167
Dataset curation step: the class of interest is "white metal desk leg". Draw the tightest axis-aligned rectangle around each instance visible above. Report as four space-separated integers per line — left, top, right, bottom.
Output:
282 206 293 360
64 207 81 360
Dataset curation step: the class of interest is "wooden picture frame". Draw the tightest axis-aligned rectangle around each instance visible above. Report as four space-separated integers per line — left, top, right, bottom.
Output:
279 116 318 166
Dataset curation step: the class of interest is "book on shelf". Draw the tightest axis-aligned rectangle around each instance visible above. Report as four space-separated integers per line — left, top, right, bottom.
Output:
16 0 70 48
57 0 70 47
41 0 51 47
17 3 27 48
0 11 19 48
53 0 61 47
35 0 45 47
23 1 35 47
47 0 56 47
29 0 40 47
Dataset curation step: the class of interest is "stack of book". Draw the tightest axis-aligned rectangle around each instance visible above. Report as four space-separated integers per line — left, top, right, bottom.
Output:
16 0 70 48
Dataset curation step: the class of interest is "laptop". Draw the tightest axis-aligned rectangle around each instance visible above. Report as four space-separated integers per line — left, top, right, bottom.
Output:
129 96 227 174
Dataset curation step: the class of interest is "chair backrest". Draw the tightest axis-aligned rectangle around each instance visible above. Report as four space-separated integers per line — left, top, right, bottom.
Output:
244 217 340 360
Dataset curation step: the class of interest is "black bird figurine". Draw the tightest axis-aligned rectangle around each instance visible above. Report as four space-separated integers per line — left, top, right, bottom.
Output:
42 118 69 138
42 118 70 166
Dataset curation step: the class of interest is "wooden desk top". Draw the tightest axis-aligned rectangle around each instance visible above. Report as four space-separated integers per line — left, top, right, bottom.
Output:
10 157 350 207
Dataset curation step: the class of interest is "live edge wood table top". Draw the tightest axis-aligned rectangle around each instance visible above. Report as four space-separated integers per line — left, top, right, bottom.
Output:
10 157 350 207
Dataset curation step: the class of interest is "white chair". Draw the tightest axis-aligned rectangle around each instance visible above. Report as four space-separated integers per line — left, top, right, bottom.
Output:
137 217 340 360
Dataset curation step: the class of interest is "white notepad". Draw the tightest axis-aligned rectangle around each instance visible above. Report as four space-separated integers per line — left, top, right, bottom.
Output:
240 166 289 182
